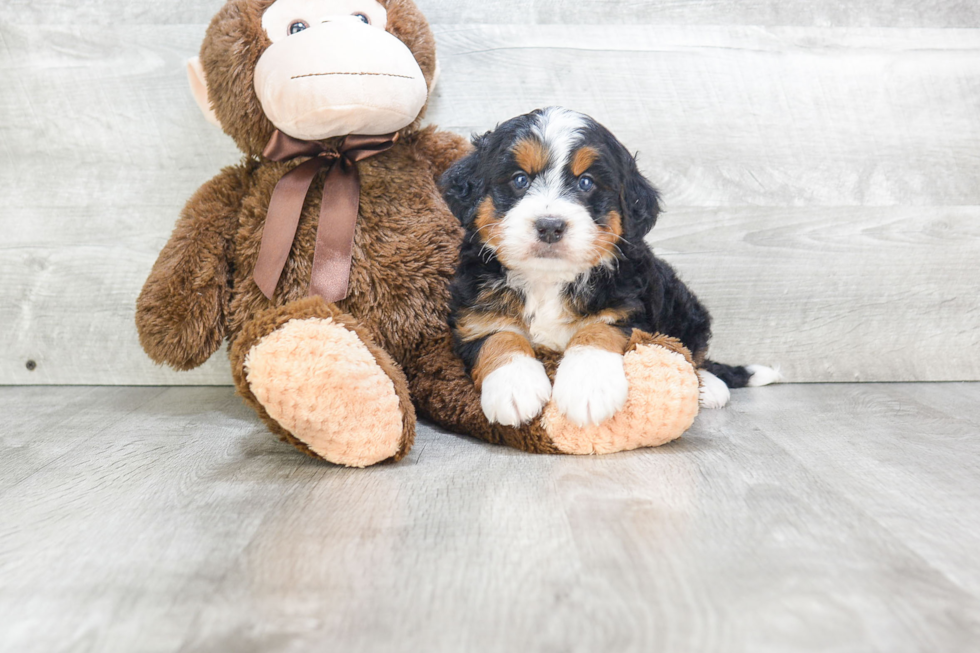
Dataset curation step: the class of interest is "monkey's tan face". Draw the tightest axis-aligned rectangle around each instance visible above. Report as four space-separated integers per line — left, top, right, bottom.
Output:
254 0 428 140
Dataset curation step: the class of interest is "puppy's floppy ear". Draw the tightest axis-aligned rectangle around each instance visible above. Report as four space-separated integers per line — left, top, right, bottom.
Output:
619 157 662 240
440 132 490 226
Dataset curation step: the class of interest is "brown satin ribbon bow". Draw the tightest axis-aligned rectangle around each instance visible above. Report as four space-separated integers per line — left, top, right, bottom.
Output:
253 129 398 302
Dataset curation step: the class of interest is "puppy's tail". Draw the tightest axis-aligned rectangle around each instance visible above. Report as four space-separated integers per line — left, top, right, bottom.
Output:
701 360 783 389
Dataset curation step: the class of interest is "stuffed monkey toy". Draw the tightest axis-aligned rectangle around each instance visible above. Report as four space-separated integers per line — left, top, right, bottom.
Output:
136 0 701 467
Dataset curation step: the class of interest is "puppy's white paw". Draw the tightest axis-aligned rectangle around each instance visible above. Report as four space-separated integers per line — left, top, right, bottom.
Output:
481 355 552 426
552 347 629 426
746 364 783 387
698 369 731 409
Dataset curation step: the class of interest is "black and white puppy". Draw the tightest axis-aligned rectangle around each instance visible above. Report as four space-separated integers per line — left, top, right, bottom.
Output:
441 107 778 427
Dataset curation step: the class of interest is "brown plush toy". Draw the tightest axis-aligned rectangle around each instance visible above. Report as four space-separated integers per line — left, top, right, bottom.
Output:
136 0 701 467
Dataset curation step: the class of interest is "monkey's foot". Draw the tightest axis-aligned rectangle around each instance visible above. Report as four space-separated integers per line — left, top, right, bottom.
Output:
540 333 700 455
244 317 408 467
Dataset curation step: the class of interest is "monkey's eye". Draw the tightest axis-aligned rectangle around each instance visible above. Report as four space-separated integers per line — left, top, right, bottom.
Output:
288 20 309 35
353 12 370 24
512 172 530 190
577 175 595 193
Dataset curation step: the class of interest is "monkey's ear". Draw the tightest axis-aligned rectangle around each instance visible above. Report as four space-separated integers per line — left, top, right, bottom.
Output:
439 133 490 225
428 58 441 95
186 57 222 128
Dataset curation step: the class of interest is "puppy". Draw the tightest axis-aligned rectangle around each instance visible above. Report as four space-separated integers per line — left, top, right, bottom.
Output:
441 107 778 427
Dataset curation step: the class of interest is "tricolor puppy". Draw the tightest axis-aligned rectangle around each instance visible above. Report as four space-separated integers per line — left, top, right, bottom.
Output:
441 107 779 427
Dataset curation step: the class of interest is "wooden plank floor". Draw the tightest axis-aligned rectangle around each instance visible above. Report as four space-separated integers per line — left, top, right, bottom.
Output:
2 384 980 652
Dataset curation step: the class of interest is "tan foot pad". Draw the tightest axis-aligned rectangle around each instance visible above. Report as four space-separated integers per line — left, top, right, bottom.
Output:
244 317 403 467
541 343 700 455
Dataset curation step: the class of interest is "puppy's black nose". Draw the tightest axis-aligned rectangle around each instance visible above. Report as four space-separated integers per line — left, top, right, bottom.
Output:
535 217 567 244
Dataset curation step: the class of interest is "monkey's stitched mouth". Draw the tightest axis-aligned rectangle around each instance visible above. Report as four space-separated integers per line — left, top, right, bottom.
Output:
291 72 416 80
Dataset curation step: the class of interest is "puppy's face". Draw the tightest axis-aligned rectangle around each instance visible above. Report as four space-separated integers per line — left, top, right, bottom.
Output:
443 107 660 281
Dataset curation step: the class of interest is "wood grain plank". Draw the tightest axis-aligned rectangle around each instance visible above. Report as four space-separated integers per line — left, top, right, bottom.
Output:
428 25 980 207
0 23 239 386
0 387 294 653
0 386 117 493
657 206 980 382
3 23 980 384
2 0 979 28
720 383 980 597
2 385 980 652
426 0 980 28
900 383 980 429
4 206 976 385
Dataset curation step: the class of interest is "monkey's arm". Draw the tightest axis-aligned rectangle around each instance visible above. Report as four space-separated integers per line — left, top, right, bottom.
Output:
136 164 251 371
414 125 473 183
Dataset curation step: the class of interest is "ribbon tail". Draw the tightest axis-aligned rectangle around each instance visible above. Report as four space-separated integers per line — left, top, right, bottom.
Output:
308 161 361 302
253 157 325 299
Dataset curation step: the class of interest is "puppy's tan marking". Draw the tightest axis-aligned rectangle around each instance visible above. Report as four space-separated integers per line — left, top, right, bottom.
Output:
474 196 503 248
571 146 599 177
512 138 549 175
472 332 536 389
591 209 624 266
604 210 623 237
476 286 525 317
567 322 629 354
455 310 526 343
586 306 632 326
475 197 521 268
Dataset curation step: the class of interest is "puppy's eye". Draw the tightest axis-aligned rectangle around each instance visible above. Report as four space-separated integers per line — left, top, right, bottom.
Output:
577 175 595 192
353 12 370 24
289 20 309 35
512 172 530 190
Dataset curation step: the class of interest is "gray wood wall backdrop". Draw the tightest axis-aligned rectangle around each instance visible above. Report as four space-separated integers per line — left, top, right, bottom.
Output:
1 1 978 385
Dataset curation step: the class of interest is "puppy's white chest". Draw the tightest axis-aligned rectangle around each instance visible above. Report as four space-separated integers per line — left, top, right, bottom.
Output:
522 283 576 351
